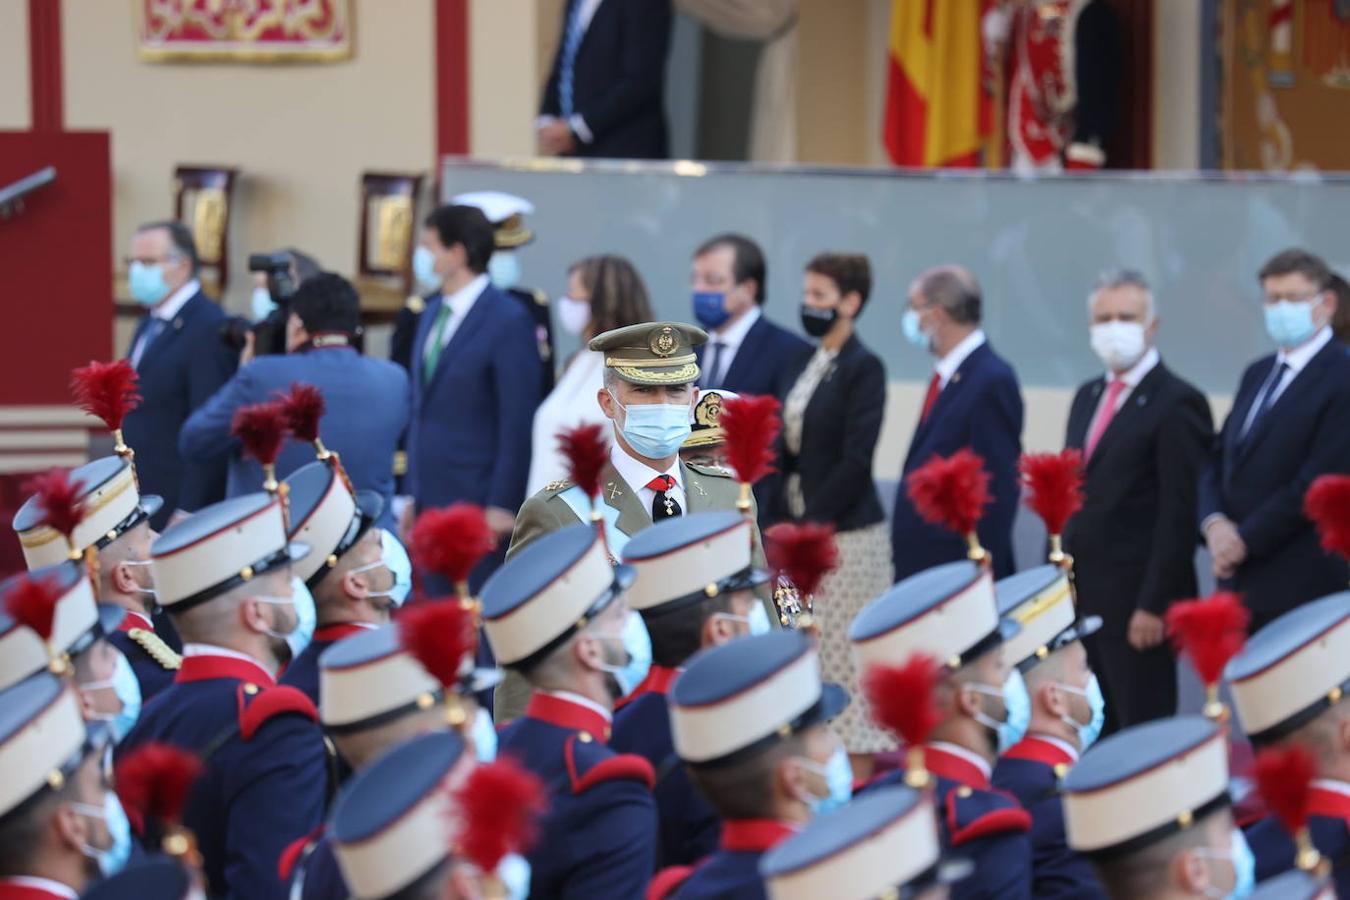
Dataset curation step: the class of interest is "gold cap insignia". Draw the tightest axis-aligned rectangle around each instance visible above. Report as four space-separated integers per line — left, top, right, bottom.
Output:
650 326 679 357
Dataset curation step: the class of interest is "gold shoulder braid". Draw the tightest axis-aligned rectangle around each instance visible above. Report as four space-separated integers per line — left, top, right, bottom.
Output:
128 628 183 671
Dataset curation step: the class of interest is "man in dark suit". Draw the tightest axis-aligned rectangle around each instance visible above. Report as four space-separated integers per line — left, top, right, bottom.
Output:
691 234 811 398
537 0 673 159
1063 271 1213 730
891 265 1024 580
179 273 409 531
121 220 236 527
406 205 542 588
1199 248 1350 633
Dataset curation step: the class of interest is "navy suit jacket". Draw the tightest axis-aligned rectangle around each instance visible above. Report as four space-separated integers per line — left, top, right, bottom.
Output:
122 291 237 524
694 313 812 399
1198 337 1350 624
178 346 409 530
407 283 541 514
891 342 1024 580
540 0 673 159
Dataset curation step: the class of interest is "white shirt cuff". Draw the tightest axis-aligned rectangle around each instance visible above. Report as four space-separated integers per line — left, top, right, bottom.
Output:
568 114 594 145
1200 513 1227 535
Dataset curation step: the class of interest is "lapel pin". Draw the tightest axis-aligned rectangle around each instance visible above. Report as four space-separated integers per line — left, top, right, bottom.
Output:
606 482 623 501
952 373 962 384
173 318 184 330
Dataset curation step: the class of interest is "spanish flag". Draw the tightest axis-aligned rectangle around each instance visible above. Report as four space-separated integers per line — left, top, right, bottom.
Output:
883 0 992 168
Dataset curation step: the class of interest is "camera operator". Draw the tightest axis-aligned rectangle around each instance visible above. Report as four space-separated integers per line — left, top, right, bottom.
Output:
220 248 321 362
181 272 409 528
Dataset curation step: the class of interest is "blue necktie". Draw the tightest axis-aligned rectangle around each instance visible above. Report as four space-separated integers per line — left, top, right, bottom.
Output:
131 317 166 369
1241 360 1289 441
558 1 587 117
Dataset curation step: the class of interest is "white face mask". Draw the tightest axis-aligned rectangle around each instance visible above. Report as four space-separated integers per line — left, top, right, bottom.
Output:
1089 320 1148 372
557 296 591 337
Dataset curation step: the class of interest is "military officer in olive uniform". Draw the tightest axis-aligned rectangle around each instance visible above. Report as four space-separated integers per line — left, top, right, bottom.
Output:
497 322 769 723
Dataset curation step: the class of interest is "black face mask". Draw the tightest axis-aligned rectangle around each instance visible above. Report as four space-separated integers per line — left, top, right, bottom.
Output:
800 304 838 338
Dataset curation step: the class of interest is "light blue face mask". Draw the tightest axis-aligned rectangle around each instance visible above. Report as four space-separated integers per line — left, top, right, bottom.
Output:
497 852 532 900
351 529 413 609
692 291 731 330
901 307 932 350
971 669 1031 754
82 651 142 743
251 286 278 321
128 261 171 307
596 610 653 697
1056 673 1107 752
471 706 498 763
74 792 133 877
255 579 317 658
488 251 522 290
713 602 773 638
1263 297 1322 348
609 390 693 460
1197 828 1256 899
797 743 853 816
413 245 443 294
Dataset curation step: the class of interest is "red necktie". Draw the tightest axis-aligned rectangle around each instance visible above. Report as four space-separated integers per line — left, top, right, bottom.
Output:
920 373 941 423
645 475 681 519
1085 378 1127 460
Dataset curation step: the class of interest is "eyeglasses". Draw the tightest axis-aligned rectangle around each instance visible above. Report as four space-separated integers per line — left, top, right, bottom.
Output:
1263 291 1323 305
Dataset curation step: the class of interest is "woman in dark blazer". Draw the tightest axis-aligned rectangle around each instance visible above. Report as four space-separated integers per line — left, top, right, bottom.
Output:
778 253 893 761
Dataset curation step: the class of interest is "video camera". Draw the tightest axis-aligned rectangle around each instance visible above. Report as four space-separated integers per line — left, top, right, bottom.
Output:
220 250 308 356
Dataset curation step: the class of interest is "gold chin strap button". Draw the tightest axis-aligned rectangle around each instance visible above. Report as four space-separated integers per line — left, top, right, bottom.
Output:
578 732 593 743
243 683 259 696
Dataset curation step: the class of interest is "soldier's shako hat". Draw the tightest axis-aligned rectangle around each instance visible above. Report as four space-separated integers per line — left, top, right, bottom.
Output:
0 562 122 691
621 511 767 614
81 857 197 900
760 785 966 900
1062 715 1229 860
150 493 308 612
995 565 1101 672
0 673 105 823
284 461 383 588
850 560 1017 671
682 389 740 450
670 630 848 768
589 322 707 387
480 524 635 669
331 730 471 899
13 456 162 570
450 191 534 249
1225 592 1350 747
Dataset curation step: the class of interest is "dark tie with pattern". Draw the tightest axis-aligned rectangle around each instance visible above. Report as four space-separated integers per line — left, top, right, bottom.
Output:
646 474 682 520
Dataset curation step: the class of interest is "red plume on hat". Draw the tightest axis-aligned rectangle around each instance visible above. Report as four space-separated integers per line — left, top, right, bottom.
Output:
556 423 609 512
3 573 65 673
115 743 203 862
863 654 943 788
719 395 782 513
231 401 289 492
1165 591 1249 721
277 382 326 453
409 504 496 609
70 360 141 459
23 468 86 558
396 599 478 727
452 757 549 875
1019 450 1084 565
1254 745 1323 872
1304 474 1350 563
905 448 992 564
764 522 839 599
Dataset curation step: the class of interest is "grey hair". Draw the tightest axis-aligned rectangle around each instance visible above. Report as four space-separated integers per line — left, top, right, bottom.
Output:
1088 269 1156 321
911 265 981 325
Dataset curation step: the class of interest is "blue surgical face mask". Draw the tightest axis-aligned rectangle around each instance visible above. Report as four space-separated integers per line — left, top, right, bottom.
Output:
128 261 171 307
488 251 521 290
255 579 317 658
712 603 773 639
351 529 413 608
471 706 498 763
1263 297 1322 348
797 743 853 816
1197 828 1256 899
497 852 532 900
596 610 653 697
608 390 692 460
971 669 1031 754
901 307 932 351
413 245 443 294
74 792 132 877
251 286 278 321
81 651 142 743
692 291 731 330
1056 673 1107 752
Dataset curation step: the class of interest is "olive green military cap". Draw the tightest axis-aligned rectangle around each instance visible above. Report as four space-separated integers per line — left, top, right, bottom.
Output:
588 322 708 386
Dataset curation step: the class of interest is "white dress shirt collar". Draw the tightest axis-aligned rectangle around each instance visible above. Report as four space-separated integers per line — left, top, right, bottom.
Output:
929 740 992 779
934 328 986 388
1312 778 1350 797
543 689 612 722
609 439 682 493
153 278 201 321
1105 345 1160 387
1032 733 1081 763
1276 325 1333 374
442 273 490 320
712 304 761 348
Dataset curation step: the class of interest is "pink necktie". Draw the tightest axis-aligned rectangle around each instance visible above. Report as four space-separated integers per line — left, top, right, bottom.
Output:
1085 379 1126 460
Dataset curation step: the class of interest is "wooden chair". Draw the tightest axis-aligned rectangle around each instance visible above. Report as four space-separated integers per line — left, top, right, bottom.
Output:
173 165 238 298
355 171 424 324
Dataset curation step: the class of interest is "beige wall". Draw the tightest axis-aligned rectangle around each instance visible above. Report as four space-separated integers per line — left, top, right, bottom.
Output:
1153 0 1202 169
0 0 29 129
469 0 540 159
62 0 436 314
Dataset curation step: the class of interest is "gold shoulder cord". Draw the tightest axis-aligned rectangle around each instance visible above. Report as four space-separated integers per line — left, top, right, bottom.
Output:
128 628 183 671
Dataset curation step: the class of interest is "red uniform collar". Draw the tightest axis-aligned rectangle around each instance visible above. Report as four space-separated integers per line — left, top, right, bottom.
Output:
525 692 611 742
176 653 275 687
312 622 375 643
0 879 78 899
116 610 154 633
1309 784 1350 823
925 744 991 790
1001 735 1076 769
719 819 798 853
614 665 680 711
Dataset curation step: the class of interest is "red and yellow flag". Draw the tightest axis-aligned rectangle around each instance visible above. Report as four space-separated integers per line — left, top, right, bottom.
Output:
883 0 992 168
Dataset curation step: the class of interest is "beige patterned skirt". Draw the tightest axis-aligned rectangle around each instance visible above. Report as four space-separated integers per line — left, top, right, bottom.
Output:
813 521 897 754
